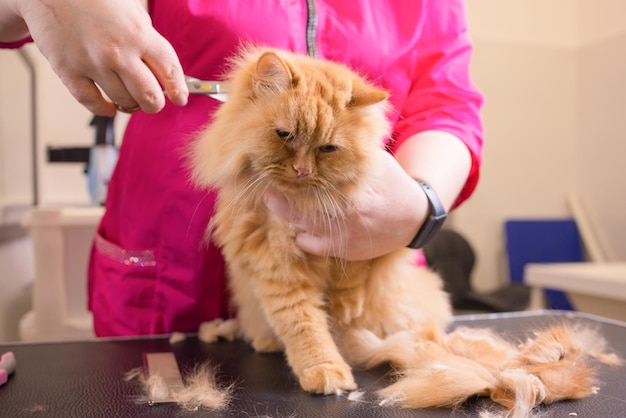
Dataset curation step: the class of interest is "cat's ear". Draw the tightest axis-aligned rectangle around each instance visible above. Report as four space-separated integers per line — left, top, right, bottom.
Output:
350 81 389 107
253 51 293 94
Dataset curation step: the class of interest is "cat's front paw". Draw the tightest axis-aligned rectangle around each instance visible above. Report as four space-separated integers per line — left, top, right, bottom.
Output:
299 361 357 395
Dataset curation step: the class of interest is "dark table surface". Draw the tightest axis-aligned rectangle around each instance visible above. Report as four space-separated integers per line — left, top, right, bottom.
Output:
1 310 625 418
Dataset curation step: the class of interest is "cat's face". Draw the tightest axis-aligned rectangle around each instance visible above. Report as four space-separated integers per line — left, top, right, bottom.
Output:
191 49 391 216
237 51 390 197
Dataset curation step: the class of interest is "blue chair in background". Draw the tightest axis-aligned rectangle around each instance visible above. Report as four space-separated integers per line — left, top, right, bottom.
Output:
504 218 583 310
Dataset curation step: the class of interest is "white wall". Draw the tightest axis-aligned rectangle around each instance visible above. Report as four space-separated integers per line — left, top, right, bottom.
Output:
467 0 580 48
576 0 626 262
461 1 626 291
455 41 579 290
578 32 626 261
578 1 626 46
461 1 581 290
0 49 32 208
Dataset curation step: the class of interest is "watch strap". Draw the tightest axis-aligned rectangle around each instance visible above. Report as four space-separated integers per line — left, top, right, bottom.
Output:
406 180 447 249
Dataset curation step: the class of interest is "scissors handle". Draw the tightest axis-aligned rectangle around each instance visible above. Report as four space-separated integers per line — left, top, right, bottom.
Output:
185 76 230 95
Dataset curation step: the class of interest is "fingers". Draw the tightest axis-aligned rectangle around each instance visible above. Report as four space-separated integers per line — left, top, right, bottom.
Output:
142 35 189 107
263 191 302 224
93 32 187 114
18 0 188 115
63 75 118 117
47 18 185 115
55 45 185 116
294 232 334 258
108 31 189 113
62 67 161 116
264 191 343 258
109 59 166 114
68 54 186 116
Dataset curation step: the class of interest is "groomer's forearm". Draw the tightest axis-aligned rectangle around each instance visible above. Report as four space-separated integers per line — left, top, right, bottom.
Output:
0 0 29 42
394 130 472 212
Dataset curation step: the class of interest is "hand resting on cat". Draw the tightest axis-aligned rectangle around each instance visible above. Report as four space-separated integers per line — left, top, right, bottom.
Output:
263 146 426 260
189 46 621 417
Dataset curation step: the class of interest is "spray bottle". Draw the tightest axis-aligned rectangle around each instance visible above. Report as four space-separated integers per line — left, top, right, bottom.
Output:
87 116 118 206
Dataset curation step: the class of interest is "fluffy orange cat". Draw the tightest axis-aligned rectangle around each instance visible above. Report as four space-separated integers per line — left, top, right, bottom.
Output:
190 47 620 417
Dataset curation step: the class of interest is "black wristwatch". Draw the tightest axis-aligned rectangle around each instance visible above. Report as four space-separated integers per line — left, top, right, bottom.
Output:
406 180 447 249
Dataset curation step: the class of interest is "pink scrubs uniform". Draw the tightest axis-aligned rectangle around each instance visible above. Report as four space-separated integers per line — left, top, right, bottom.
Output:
86 0 484 336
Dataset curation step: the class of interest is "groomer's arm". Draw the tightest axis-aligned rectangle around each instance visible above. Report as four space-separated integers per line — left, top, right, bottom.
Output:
0 0 188 115
264 130 471 261
395 130 472 212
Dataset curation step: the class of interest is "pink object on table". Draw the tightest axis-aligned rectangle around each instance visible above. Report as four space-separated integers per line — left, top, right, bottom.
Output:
0 352 16 386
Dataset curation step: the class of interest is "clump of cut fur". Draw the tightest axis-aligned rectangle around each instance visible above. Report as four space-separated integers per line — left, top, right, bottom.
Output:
125 364 232 411
174 363 233 412
367 323 619 417
146 373 172 401
190 46 621 417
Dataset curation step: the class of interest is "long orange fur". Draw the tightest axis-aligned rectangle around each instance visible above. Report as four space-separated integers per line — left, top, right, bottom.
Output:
189 47 620 417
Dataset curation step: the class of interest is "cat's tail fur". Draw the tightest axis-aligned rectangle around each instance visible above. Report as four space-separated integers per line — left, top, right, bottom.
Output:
343 322 621 417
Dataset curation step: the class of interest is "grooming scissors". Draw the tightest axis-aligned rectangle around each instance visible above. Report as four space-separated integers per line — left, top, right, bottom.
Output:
185 75 230 102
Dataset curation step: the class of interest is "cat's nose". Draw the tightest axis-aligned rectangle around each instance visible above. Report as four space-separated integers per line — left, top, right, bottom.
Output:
293 165 311 177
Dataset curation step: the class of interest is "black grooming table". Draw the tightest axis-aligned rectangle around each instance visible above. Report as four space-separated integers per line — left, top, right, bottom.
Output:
1 311 625 417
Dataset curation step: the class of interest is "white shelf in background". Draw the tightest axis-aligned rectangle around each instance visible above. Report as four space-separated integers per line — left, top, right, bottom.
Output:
525 262 626 321
19 206 104 341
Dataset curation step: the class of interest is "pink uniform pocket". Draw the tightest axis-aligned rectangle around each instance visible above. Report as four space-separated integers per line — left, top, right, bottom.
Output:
88 233 159 337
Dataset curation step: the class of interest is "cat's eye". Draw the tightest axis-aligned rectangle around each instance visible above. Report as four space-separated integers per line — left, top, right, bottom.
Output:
275 129 293 141
318 144 338 153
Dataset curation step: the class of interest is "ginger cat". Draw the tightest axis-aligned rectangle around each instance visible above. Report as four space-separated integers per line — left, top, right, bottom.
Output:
190 47 620 417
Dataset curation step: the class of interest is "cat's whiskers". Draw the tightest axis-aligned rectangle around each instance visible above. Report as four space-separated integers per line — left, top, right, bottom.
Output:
187 190 214 239
322 181 352 211
214 173 269 235
322 191 352 278
230 172 271 221
314 185 350 263
323 180 376 261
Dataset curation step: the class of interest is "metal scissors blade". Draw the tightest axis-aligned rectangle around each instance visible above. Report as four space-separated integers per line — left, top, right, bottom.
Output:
185 75 230 102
